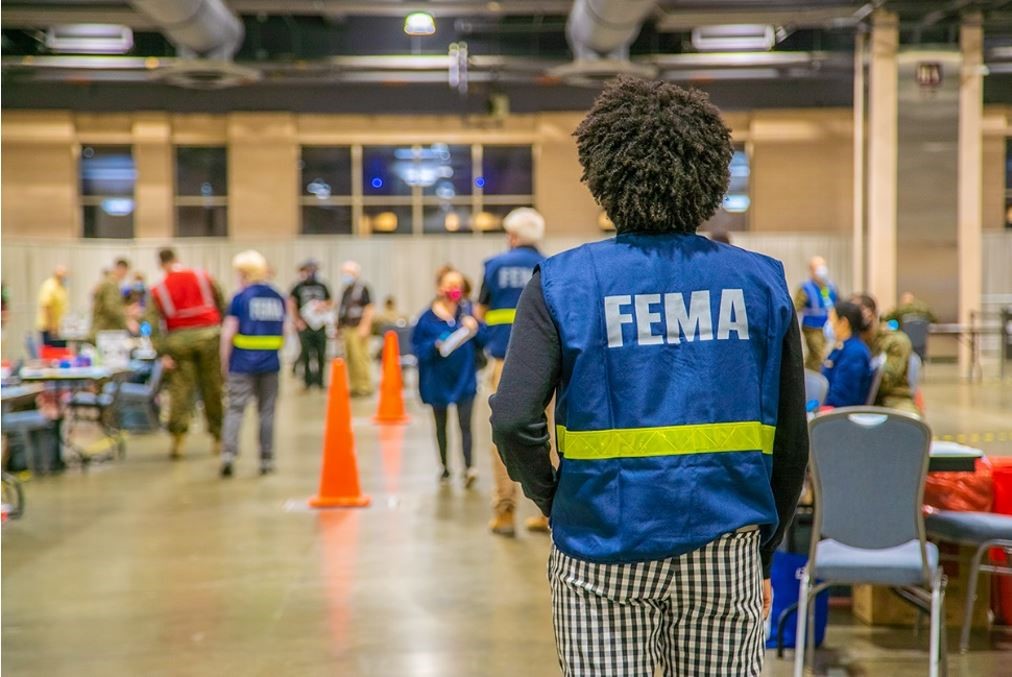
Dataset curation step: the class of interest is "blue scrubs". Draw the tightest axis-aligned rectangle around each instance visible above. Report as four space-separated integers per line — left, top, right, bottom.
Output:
822 336 873 407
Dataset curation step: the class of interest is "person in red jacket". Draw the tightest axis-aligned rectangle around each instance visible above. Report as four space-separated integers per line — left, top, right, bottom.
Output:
148 248 226 459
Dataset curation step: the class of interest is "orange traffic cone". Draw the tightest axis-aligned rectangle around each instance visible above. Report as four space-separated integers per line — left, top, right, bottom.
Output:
373 330 410 425
308 358 370 509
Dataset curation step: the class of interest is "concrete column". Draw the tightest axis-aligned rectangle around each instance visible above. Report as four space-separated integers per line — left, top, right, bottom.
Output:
227 112 299 239
852 29 866 292
133 113 173 239
958 15 984 374
866 10 898 309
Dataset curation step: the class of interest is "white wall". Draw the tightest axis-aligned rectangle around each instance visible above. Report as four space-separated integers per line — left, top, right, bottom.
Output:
21 231 1012 363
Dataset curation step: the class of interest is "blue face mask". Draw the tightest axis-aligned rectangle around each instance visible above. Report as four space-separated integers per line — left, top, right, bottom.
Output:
341 274 355 286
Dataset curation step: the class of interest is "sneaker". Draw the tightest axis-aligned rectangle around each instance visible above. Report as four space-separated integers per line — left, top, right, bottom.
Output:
220 461 233 478
259 459 275 476
464 467 478 489
439 469 451 485
525 515 551 533
489 508 516 537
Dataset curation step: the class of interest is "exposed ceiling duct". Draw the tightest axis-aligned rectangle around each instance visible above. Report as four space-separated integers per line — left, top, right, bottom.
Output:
557 0 659 84
128 0 244 60
127 0 250 88
566 0 658 61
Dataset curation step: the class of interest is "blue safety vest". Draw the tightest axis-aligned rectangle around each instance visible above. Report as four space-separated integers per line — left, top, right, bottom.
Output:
800 279 837 330
539 233 794 564
228 283 286 374
482 246 545 358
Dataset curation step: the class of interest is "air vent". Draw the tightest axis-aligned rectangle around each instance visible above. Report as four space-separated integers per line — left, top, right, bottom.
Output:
547 59 656 86
156 60 260 89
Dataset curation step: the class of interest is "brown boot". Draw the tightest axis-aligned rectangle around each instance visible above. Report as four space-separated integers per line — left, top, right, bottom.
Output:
169 433 185 460
489 507 516 537
525 515 551 533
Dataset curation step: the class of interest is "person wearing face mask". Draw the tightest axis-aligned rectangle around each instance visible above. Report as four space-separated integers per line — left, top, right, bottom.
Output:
852 293 919 415
289 260 332 391
411 266 486 487
337 260 375 398
821 300 873 408
794 256 839 371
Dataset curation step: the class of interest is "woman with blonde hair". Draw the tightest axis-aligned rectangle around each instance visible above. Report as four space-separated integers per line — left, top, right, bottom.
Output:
219 250 287 478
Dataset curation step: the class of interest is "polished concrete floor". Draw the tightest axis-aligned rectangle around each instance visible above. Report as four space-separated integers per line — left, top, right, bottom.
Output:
2 365 1010 676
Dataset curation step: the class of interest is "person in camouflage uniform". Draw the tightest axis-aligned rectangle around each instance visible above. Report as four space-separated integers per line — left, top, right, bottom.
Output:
852 293 920 415
884 291 938 326
793 256 839 371
91 258 138 338
147 249 227 458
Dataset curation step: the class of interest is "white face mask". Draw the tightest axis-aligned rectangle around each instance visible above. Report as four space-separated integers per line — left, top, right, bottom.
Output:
815 265 829 282
824 321 836 343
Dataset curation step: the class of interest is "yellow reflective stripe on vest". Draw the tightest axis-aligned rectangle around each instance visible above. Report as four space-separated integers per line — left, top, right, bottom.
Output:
485 308 517 326
233 334 284 350
556 421 775 460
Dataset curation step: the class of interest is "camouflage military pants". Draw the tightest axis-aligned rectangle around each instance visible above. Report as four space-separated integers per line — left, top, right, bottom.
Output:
802 327 827 372
163 326 223 439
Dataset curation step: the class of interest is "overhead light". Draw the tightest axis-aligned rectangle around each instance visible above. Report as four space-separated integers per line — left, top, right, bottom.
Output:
691 25 775 52
404 12 436 36
46 24 133 54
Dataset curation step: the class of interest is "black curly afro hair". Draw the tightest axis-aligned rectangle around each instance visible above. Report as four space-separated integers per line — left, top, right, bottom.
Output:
574 76 733 234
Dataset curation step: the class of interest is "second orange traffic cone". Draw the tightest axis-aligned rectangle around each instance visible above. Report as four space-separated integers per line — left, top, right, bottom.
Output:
308 358 370 509
373 330 410 425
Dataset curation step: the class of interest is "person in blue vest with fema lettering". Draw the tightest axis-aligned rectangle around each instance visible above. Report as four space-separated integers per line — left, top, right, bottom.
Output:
794 256 839 371
476 208 549 537
490 77 809 676
219 250 286 478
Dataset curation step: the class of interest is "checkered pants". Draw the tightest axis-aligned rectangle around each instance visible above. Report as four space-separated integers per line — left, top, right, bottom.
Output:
549 530 764 676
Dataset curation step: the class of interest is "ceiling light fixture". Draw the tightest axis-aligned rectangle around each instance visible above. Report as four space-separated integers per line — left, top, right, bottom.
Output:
404 12 436 36
691 25 775 52
45 24 133 54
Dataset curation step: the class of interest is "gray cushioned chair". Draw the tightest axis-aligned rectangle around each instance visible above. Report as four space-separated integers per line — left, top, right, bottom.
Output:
795 407 945 677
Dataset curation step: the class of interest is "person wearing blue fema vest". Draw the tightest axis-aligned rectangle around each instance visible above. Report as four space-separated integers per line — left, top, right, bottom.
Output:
490 77 809 676
476 207 549 537
219 250 286 478
794 256 839 371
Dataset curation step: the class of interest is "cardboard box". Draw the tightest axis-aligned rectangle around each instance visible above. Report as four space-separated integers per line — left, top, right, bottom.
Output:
852 542 990 628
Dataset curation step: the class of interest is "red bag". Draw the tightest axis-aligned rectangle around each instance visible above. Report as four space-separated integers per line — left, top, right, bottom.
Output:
923 456 994 513
991 458 1012 625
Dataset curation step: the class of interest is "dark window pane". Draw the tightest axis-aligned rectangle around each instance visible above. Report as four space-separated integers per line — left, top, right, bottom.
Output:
421 144 472 198
481 146 533 195
423 204 472 234
176 206 228 237
363 206 412 235
302 205 353 235
475 204 532 233
81 146 135 197
83 202 134 239
301 147 352 198
704 145 749 232
176 147 228 197
362 146 413 197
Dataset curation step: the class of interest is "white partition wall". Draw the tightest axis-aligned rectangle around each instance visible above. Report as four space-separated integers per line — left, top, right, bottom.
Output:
19 230 1009 363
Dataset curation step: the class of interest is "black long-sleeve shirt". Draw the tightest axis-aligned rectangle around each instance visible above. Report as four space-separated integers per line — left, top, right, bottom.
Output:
489 270 809 578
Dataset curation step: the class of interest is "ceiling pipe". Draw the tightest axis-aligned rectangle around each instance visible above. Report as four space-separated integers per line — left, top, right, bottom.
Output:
128 0 244 59
566 0 658 61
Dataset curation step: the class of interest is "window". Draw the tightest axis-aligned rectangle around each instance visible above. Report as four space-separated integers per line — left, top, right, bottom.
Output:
703 145 750 232
306 143 535 235
175 146 227 237
301 146 353 235
81 145 135 239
